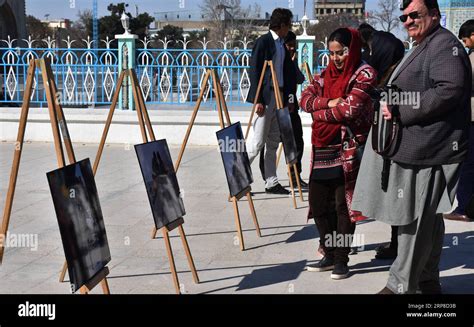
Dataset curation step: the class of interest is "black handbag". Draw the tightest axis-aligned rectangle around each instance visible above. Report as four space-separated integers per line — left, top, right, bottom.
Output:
369 84 402 191
371 84 401 158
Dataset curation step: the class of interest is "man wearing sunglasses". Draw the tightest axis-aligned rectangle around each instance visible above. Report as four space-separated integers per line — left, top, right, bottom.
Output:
352 0 471 294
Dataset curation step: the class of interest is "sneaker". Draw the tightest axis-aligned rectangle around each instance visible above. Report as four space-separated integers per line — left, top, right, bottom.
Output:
331 262 349 280
306 256 335 272
265 183 290 195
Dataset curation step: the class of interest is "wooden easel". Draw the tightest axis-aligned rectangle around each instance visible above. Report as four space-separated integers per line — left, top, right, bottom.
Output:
79 267 111 294
303 61 314 83
244 60 303 208
0 58 110 294
88 68 199 294
275 61 313 166
174 68 262 251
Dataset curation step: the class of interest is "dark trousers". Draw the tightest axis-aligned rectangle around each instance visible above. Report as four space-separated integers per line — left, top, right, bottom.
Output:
259 110 305 179
390 225 398 248
309 178 355 264
453 124 474 215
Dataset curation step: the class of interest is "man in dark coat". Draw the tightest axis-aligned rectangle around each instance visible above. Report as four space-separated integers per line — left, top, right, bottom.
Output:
246 8 295 194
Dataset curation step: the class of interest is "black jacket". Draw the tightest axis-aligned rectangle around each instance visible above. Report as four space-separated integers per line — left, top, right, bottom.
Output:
246 31 296 107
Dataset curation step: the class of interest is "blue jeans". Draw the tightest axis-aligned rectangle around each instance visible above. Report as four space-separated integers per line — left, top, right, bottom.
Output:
453 125 474 215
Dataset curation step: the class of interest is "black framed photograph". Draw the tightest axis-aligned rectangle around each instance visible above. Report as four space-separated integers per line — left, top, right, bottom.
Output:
276 107 298 165
135 139 185 230
46 158 111 292
216 121 253 197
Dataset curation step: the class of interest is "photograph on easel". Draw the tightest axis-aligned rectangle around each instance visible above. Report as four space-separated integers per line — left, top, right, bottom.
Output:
216 122 253 197
46 158 111 292
135 139 185 230
276 108 298 165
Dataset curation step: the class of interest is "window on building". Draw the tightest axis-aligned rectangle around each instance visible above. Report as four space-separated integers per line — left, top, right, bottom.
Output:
177 14 179 18
326 8 331 14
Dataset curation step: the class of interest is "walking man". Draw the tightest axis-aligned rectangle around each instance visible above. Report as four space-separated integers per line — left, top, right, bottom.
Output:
246 8 295 194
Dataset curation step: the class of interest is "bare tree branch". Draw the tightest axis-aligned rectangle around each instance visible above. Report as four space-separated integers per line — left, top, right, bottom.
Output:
368 0 400 32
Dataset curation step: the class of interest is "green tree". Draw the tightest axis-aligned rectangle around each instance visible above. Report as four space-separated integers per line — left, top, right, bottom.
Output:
25 15 52 40
75 3 153 44
153 24 184 48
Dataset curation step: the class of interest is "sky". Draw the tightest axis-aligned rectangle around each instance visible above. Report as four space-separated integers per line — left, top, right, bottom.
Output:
25 0 405 38
26 0 378 21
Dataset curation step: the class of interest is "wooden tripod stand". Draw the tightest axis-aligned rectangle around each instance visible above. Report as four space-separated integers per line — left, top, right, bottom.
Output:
303 61 314 83
74 68 199 294
244 60 304 208
174 68 262 251
0 58 110 294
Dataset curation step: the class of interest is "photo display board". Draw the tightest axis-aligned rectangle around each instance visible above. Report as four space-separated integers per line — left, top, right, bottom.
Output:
47 158 111 292
135 139 185 229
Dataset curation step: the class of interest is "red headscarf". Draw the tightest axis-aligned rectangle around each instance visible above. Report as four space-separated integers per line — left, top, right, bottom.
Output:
313 28 362 147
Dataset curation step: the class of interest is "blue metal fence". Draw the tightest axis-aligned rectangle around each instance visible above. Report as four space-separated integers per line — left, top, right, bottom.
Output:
0 35 343 107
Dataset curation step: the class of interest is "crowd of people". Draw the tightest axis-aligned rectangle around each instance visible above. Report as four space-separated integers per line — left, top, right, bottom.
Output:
246 0 473 294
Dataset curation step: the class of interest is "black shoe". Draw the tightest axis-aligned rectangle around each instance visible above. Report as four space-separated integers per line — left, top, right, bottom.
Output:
375 245 397 260
377 286 395 294
418 281 442 294
265 183 290 195
306 256 335 272
331 262 349 280
292 178 309 189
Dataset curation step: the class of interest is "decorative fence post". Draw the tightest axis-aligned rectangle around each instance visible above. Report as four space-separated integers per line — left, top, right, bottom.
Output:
115 13 137 110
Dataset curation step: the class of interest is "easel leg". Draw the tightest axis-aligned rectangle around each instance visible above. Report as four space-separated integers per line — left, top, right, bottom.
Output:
213 69 232 127
211 70 225 129
92 70 126 175
232 197 245 251
287 165 297 209
245 61 268 140
0 60 36 263
59 261 68 282
246 192 262 237
162 229 181 294
174 70 211 172
178 225 200 284
100 278 110 294
293 164 304 201
151 226 158 239
276 143 283 167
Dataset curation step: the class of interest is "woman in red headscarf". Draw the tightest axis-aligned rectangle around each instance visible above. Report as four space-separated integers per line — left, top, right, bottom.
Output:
300 28 377 279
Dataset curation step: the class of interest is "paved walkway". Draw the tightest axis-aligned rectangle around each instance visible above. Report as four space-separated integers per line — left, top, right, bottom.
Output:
0 142 472 294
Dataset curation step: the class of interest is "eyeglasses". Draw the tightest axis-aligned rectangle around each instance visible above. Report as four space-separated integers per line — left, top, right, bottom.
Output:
399 11 424 22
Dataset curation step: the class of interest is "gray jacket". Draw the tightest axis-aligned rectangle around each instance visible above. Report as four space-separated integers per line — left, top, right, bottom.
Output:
389 25 472 165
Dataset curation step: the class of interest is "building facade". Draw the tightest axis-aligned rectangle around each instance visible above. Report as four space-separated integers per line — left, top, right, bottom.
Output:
41 19 72 30
314 0 366 20
0 0 27 40
439 0 474 35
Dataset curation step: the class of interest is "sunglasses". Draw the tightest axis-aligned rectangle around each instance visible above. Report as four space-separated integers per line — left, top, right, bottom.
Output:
399 11 423 22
